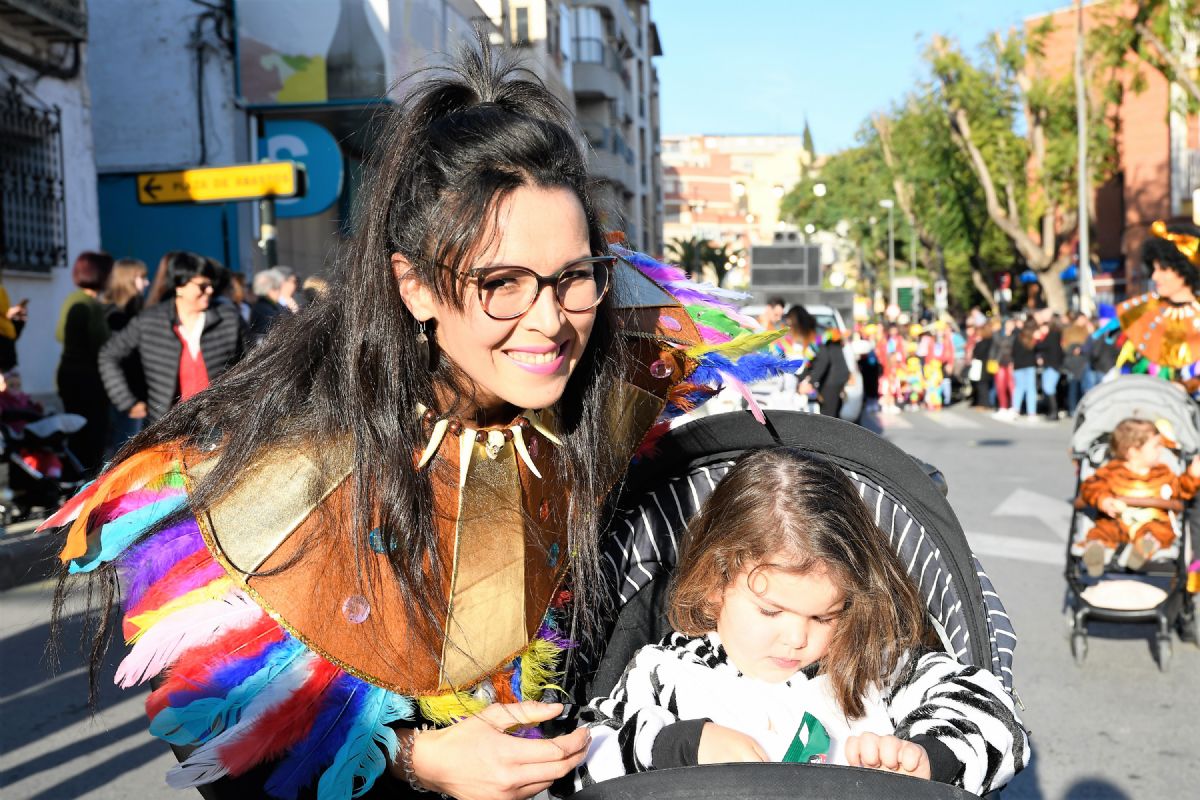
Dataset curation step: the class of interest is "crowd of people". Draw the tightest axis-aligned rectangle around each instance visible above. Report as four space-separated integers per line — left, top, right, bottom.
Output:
0 252 327 479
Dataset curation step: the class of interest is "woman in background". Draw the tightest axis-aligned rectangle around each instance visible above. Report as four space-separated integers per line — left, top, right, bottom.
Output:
56 251 114 473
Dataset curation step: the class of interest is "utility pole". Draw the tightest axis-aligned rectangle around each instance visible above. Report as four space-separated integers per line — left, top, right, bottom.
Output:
1074 0 1095 315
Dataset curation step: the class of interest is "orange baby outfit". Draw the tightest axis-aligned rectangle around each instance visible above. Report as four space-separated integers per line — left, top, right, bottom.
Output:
1079 461 1200 549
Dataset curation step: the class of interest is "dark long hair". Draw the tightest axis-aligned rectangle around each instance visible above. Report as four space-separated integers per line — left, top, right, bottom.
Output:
668 448 927 719
54 39 631 698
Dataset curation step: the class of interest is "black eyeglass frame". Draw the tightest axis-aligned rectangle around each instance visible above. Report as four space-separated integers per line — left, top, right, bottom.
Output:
459 255 617 321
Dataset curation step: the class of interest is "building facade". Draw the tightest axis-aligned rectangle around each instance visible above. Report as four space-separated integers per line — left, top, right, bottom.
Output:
1029 3 1200 299
661 133 812 283
1 0 101 395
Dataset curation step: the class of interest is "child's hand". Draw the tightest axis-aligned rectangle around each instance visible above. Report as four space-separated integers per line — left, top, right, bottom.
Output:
697 723 769 764
1189 455 1200 479
1098 497 1126 517
844 733 931 780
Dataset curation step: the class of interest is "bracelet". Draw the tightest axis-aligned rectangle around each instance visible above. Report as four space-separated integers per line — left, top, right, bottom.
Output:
399 724 437 794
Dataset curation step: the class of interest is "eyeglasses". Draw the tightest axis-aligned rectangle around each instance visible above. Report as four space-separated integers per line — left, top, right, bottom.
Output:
188 279 214 293
462 255 615 321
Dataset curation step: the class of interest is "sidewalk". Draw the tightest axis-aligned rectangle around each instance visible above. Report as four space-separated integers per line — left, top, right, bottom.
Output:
0 517 57 591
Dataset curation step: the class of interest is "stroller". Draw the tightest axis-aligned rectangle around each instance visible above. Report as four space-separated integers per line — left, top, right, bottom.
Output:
570 409 1020 800
1065 375 1199 671
0 407 87 523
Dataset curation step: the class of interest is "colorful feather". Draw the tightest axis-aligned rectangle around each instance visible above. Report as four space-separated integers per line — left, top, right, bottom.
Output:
54 446 179 561
116 590 263 688
686 305 751 338
125 577 234 641
68 494 188 574
718 370 766 424
152 636 307 746
686 329 785 360
119 521 206 612
123 547 225 632
314 686 415 800
165 648 319 788
264 674 372 799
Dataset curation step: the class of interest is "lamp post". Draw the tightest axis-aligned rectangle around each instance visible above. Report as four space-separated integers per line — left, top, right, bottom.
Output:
879 199 896 308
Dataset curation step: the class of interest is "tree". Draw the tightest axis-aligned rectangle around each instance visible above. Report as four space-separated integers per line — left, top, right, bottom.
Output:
664 236 742 287
927 26 1118 312
1091 0 1200 110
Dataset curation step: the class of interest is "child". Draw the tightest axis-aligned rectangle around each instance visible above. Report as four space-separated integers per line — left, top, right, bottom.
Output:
1078 417 1200 576
574 449 1028 797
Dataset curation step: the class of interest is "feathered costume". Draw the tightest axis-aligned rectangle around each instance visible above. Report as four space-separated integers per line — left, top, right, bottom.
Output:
40 250 803 799
1095 221 1200 386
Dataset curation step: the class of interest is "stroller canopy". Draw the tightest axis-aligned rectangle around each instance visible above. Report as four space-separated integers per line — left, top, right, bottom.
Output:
1071 375 1200 458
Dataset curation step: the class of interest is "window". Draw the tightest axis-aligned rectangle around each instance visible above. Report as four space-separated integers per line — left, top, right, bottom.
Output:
0 85 66 273
514 7 530 46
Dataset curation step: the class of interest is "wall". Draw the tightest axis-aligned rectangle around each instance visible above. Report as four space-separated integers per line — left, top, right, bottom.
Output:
1 32 102 396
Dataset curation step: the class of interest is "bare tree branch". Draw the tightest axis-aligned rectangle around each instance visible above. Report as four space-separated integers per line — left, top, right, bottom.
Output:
1134 20 1200 106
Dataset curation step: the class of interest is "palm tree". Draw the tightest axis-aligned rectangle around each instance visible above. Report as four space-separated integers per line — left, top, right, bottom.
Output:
665 236 706 280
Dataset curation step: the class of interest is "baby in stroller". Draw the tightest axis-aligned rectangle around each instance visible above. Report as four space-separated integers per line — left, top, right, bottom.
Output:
573 447 1027 797
1077 418 1200 576
0 368 86 519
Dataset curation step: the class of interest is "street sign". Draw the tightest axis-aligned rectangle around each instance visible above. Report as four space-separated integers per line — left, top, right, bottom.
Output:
137 161 304 205
259 121 343 218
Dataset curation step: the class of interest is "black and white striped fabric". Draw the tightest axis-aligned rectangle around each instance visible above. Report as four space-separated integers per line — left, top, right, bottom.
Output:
597 461 1017 696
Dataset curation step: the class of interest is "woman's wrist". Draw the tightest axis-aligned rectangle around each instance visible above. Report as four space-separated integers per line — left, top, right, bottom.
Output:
397 726 441 794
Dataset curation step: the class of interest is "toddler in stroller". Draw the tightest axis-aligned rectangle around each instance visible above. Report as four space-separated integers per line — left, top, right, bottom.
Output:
567 410 1028 800
1066 375 1199 669
0 369 86 520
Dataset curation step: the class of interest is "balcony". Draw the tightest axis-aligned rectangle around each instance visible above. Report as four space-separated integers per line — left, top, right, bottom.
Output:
0 0 87 41
572 37 630 101
581 122 637 191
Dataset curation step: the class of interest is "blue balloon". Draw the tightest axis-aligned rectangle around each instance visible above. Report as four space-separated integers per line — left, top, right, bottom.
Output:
1019 270 1039 284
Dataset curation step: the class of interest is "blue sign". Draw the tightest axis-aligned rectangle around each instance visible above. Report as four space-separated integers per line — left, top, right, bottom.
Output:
258 120 343 218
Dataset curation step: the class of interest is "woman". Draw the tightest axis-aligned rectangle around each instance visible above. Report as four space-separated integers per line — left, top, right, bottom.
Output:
1010 318 1040 419
56 251 114 472
46 45 784 800
1060 315 1092 416
1036 316 1064 420
991 318 1016 417
969 321 993 409
102 258 150 456
0 276 27 372
98 251 246 426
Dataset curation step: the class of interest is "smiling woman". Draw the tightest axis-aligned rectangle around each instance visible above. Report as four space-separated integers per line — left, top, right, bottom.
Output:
43 35 798 800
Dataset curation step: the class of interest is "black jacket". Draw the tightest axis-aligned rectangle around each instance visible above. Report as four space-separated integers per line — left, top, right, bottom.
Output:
99 302 246 422
249 297 285 344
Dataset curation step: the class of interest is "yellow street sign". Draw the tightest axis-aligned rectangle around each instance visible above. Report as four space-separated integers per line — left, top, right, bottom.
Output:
136 161 304 205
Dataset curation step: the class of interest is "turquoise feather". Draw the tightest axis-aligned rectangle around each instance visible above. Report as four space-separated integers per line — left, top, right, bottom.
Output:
151 638 307 745
314 686 415 800
68 495 188 574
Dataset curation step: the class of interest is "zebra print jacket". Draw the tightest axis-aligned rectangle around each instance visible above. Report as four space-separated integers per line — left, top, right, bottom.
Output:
572 632 1028 797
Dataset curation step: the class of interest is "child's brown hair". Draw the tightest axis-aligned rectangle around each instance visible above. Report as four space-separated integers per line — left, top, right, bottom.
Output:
668 447 928 719
1109 418 1159 460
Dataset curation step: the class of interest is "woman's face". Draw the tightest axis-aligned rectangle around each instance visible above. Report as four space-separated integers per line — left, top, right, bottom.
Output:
1151 261 1191 300
135 272 149 294
176 275 214 316
406 185 598 417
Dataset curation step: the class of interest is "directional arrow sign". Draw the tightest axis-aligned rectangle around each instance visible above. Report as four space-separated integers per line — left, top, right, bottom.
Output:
990 488 1073 540
136 161 304 205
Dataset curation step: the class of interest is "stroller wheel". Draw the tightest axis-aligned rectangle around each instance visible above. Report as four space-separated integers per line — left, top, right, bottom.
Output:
1155 634 1172 672
1070 632 1088 665
1179 613 1198 646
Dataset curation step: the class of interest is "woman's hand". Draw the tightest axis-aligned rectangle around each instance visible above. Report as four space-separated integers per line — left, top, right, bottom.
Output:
403 701 590 800
844 733 930 780
128 402 148 420
697 723 768 764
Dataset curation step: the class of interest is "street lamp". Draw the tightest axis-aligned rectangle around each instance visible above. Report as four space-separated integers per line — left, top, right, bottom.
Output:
813 182 827 197
879 199 896 307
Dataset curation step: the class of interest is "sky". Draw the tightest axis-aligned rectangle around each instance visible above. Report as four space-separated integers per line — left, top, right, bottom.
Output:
653 0 1068 154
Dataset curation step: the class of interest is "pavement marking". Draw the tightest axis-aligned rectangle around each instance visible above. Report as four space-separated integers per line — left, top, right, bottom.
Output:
990 488 1073 540
966 531 1065 567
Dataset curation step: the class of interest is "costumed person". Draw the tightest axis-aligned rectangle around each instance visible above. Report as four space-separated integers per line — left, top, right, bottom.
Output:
572 449 1028 797
43 43 799 800
1098 221 1200 388
797 323 849 418
1077 418 1200 577
922 358 944 410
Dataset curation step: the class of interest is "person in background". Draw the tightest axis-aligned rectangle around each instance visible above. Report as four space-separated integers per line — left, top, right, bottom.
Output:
1060 315 1092 417
225 271 252 323
56 251 114 473
1036 315 1065 420
0 277 28 372
102 258 150 457
98 251 246 426
797 314 850 418
250 267 287 343
969 321 994 410
276 265 302 312
1010 318 1040 420
991 318 1016 418
758 295 786 331
302 274 330 305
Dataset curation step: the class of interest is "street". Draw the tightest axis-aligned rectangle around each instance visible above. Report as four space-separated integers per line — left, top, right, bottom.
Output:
1 407 1198 798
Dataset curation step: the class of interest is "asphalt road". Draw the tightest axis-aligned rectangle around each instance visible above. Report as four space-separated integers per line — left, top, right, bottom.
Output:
1 405 1196 798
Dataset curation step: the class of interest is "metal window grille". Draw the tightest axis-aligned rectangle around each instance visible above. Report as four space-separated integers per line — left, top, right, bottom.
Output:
0 82 66 273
